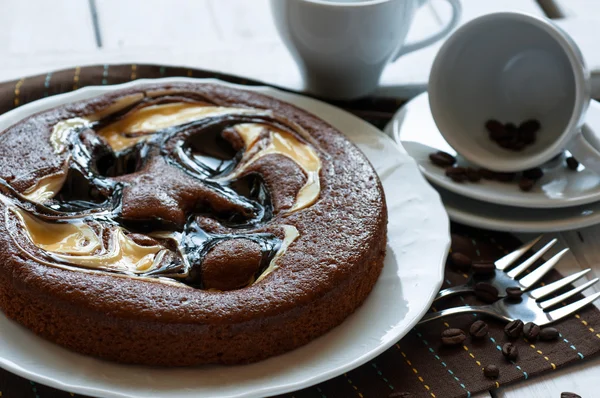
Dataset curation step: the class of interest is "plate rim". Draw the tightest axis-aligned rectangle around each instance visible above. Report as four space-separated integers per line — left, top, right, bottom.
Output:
0 77 450 398
436 184 600 233
389 92 600 210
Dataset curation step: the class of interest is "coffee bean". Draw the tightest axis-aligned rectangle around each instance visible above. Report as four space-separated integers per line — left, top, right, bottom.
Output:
429 151 456 167
539 327 559 341
479 168 496 180
449 174 467 183
511 141 526 151
505 319 524 338
523 322 540 341
519 177 535 192
498 139 516 149
489 129 510 141
519 119 541 134
445 166 468 182
505 122 518 136
450 233 471 253
483 364 499 379
469 320 489 339
475 282 499 303
495 172 517 182
519 130 536 145
472 262 496 276
466 167 482 182
518 119 540 144
561 392 581 398
450 252 472 271
566 156 579 171
523 167 544 180
506 287 523 300
441 328 466 346
485 119 506 139
502 342 518 360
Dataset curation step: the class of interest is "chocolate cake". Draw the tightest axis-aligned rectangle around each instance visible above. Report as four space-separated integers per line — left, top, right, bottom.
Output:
0 83 387 366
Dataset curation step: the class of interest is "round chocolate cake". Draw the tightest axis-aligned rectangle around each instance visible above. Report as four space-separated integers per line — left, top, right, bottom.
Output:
0 82 387 366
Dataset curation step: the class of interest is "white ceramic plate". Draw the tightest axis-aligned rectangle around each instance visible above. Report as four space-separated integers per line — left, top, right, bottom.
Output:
435 184 600 232
386 92 600 209
0 78 450 398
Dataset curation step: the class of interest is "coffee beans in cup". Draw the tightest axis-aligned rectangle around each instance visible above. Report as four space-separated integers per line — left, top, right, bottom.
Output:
485 119 540 152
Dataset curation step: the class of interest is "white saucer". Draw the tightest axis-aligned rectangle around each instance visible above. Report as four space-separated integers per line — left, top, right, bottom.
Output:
435 184 600 233
0 78 450 398
386 92 600 209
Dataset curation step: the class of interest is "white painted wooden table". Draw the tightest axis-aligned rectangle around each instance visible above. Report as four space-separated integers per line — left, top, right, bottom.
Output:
1 1 600 397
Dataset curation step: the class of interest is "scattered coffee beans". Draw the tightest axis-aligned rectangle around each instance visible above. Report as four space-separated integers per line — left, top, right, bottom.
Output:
430 151 544 191
469 320 489 339
441 328 467 346
506 287 523 300
539 327 559 341
445 166 468 182
566 156 579 171
429 151 456 167
504 319 524 338
523 167 544 180
561 392 581 398
479 168 496 180
450 252 472 271
523 322 540 341
466 167 482 182
485 118 540 151
495 172 517 182
519 177 535 192
472 262 496 277
474 282 499 303
502 342 518 360
483 364 500 379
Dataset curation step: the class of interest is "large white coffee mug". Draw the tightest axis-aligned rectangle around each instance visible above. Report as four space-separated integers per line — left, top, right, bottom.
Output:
429 12 600 174
271 0 462 99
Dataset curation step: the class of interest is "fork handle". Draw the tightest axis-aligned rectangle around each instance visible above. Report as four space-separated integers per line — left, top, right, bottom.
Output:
433 284 474 302
418 304 510 325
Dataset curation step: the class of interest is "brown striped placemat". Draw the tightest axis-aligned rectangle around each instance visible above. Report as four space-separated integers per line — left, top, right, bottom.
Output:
1 65 599 398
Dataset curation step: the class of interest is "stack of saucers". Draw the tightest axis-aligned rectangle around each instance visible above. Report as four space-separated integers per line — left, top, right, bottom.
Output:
386 93 600 233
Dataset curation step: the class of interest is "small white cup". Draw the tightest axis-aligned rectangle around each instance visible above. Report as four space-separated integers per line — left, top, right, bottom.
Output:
429 12 600 174
271 0 462 100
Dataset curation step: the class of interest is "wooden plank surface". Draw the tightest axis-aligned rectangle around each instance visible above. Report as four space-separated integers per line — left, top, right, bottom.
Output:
0 0 546 97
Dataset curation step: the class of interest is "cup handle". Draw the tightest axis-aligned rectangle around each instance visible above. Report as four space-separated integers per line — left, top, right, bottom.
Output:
566 124 600 174
392 0 462 62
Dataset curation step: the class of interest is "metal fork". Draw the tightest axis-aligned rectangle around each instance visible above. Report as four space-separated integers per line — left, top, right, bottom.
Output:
419 272 600 325
435 237 586 301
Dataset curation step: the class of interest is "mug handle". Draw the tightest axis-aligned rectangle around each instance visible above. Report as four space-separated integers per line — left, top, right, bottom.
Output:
392 0 462 62
567 124 600 174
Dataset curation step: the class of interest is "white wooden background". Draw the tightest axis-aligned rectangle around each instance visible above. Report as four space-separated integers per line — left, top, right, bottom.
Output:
1 1 600 397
